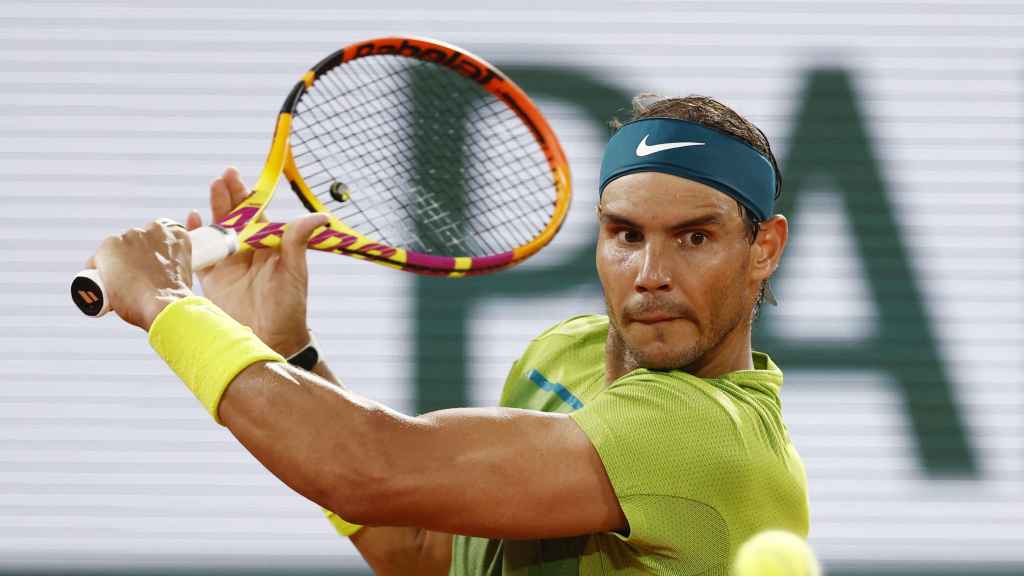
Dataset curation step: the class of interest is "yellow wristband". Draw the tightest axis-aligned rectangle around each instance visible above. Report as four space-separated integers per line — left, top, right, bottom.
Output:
323 508 364 537
148 296 285 424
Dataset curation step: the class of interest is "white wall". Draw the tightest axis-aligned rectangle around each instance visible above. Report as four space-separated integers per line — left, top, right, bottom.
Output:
1 1 1021 572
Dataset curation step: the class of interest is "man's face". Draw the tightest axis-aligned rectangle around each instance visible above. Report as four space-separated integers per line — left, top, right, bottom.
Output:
596 172 757 372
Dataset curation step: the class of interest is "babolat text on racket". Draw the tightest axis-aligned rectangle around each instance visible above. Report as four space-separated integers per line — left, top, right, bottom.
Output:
72 36 571 317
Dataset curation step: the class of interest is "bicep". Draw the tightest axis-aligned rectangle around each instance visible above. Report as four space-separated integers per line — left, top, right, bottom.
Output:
360 407 626 540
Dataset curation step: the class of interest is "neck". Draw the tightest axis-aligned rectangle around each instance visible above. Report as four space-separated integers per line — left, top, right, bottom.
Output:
682 321 754 378
604 325 633 385
604 317 754 385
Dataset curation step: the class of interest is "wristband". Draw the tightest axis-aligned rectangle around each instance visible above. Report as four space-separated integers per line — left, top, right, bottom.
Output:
323 508 364 537
148 296 286 424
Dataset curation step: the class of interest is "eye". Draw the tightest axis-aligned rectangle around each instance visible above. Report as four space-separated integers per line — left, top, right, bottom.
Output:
684 232 707 247
616 229 643 244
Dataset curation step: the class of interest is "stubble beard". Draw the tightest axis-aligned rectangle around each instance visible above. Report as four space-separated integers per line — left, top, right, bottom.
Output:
605 290 748 373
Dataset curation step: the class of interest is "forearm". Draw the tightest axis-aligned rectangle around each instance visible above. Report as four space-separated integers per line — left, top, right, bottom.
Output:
308 357 341 388
307 359 452 575
217 360 404 521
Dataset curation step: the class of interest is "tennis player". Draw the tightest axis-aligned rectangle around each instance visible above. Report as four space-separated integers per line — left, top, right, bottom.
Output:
86 94 808 575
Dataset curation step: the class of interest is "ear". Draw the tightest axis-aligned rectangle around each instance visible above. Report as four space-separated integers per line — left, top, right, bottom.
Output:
750 215 788 283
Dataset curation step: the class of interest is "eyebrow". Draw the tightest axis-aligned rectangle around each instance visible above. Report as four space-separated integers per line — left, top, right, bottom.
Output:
599 211 725 231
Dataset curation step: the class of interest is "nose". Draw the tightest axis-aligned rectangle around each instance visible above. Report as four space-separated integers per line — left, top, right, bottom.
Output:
634 242 672 293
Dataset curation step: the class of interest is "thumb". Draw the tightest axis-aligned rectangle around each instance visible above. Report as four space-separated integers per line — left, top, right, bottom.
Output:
280 213 329 275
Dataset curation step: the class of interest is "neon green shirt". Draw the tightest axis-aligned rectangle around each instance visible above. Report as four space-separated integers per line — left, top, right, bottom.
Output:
449 315 809 575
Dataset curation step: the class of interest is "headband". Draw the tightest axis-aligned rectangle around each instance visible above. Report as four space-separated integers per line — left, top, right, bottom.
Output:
599 118 777 221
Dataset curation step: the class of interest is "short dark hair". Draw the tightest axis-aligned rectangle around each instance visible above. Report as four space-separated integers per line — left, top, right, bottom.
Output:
610 94 782 320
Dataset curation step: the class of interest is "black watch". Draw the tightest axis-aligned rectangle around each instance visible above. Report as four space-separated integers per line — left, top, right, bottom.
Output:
287 331 320 371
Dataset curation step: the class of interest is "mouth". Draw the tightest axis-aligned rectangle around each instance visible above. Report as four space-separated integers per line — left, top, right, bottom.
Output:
630 314 680 325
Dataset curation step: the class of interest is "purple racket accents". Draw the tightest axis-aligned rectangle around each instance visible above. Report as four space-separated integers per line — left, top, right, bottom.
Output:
402 250 514 273
245 223 286 248
470 252 515 270
404 251 456 271
219 206 261 232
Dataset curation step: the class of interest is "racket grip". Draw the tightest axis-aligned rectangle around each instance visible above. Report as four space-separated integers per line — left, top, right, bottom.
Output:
71 226 239 317
190 225 239 271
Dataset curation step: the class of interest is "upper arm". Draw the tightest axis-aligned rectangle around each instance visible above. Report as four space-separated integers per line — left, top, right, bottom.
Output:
348 407 626 540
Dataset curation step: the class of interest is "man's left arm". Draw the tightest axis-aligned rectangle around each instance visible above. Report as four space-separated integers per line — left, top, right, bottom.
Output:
84 218 625 542
219 359 626 540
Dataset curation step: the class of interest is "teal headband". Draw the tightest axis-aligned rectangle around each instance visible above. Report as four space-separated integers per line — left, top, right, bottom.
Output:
599 118 777 221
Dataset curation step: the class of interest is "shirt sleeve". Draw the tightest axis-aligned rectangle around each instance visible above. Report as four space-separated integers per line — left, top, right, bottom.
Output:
568 370 750 556
497 355 524 407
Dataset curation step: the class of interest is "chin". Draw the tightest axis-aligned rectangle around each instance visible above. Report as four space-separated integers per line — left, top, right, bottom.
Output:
624 323 702 370
632 346 701 371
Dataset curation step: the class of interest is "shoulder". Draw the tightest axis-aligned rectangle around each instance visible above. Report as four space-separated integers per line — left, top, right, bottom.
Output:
498 315 608 411
575 369 743 441
568 368 808 553
530 314 608 344
568 370 764 491
516 314 608 367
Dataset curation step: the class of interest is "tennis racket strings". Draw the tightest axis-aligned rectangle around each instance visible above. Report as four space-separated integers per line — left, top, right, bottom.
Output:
291 54 556 258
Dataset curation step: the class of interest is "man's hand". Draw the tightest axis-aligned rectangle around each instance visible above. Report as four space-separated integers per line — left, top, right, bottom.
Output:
86 220 193 331
186 166 327 357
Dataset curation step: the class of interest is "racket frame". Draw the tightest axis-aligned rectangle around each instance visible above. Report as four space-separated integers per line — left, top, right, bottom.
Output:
224 37 572 277
72 37 571 317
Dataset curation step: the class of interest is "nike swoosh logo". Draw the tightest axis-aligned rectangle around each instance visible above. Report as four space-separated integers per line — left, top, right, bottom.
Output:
635 135 706 157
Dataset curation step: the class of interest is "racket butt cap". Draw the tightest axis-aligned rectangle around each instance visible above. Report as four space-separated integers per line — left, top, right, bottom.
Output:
71 269 109 317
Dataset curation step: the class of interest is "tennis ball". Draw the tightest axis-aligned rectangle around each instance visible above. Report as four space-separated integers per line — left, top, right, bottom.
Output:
732 530 821 576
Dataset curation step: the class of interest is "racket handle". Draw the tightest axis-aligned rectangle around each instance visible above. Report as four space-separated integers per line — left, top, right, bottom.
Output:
71 269 111 317
191 225 239 271
71 226 239 317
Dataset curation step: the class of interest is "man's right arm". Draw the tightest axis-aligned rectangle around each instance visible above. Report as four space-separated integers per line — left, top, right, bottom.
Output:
311 360 453 576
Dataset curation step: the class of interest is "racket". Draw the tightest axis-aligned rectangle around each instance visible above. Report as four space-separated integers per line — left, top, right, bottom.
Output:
72 36 571 317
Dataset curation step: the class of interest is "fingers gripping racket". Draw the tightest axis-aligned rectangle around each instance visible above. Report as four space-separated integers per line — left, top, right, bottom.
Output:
72 37 571 317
